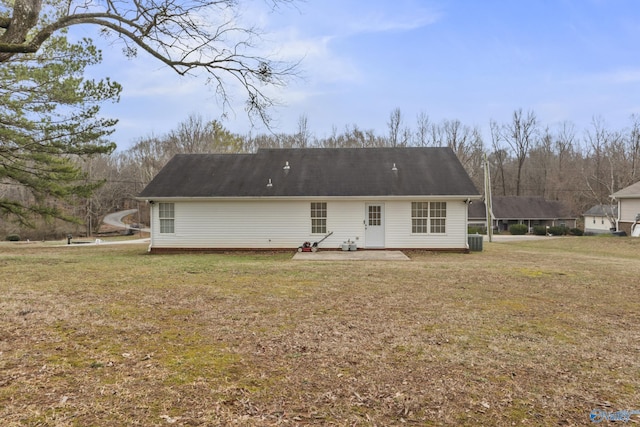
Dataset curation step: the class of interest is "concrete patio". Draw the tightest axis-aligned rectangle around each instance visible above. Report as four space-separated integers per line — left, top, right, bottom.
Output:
292 250 410 261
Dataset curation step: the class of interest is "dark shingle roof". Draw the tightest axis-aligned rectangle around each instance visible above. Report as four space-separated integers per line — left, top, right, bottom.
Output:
138 147 480 198
583 204 617 217
468 196 574 220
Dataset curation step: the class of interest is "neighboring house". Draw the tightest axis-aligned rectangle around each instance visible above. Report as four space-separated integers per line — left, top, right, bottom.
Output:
468 196 577 232
582 205 617 234
610 181 640 235
137 147 481 252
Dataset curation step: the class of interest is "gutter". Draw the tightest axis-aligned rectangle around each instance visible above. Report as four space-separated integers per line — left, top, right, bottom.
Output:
135 195 483 203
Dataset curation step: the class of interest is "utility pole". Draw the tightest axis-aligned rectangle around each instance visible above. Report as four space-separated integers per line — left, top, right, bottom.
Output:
484 154 494 243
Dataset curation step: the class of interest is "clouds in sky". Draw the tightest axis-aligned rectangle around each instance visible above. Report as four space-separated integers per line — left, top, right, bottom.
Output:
76 0 640 150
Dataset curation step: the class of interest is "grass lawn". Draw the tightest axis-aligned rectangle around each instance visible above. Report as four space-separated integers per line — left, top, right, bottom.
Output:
1 237 639 426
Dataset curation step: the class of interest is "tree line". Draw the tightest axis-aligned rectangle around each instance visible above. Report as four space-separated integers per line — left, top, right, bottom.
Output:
4 99 639 239
65 108 635 237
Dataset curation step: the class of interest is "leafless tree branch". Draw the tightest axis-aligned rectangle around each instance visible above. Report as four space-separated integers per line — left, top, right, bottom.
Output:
0 0 299 126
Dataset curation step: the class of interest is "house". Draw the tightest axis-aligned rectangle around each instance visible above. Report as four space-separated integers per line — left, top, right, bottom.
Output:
468 196 577 232
610 181 640 235
582 205 617 234
137 147 481 252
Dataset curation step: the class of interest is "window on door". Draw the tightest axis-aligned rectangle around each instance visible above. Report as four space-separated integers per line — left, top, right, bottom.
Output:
368 205 381 226
311 202 327 234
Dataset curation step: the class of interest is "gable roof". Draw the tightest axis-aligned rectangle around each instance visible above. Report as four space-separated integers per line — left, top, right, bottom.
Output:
583 204 617 217
468 196 574 220
138 147 480 198
611 180 640 199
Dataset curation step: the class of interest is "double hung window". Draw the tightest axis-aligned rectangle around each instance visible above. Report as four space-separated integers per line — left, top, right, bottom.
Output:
311 202 327 234
159 203 175 234
411 202 446 234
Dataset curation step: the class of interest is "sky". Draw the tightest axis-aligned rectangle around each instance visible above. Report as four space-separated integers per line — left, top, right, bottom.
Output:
73 0 640 151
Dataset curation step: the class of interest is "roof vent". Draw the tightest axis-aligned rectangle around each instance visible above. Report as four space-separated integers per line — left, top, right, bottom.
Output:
391 163 398 172
283 161 290 171
267 178 273 188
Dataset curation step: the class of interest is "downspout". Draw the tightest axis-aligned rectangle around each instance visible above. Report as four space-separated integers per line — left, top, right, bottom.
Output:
484 154 494 242
464 198 470 250
148 201 154 252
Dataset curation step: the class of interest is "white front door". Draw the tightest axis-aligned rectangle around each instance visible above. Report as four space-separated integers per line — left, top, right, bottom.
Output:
365 203 385 248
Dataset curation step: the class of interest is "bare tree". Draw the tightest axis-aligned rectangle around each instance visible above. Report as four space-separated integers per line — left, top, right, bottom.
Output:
125 135 174 184
465 127 486 188
525 126 554 198
550 123 585 216
166 114 212 154
429 121 443 147
319 125 340 148
625 114 640 185
581 116 624 227
438 119 484 183
387 108 402 147
499 109 538 196
0 0 298 124
584 117 612 201
344 124 367 148
414 111 431 146
555 121 576 173
165 114 244 153
295 114 311 148
489 119 509 196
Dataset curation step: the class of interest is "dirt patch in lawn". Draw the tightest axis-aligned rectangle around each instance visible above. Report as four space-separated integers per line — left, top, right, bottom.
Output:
1 238 639 425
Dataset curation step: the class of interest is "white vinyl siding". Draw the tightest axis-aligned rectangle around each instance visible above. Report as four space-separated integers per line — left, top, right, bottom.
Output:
583 215 614 233
619 199 640 223
386 200 466 249
149 199 469 250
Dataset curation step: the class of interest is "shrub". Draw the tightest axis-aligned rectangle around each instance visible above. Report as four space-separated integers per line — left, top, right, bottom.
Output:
532 226 547 236
548 226 569 236
569 228 584 236
6 234 20 241
509 224 528 235
468 226 486 235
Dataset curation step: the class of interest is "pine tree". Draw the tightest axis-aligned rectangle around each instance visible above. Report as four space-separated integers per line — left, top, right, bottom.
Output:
0 33 121 225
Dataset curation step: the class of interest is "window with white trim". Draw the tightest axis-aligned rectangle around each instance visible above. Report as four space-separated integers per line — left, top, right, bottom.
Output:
430 202 447 233
411 201 446 234
311 202 327 234
411 202 429 233
159 202 175 233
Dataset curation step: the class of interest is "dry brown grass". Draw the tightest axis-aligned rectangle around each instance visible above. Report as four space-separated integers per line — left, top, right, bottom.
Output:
1 237 639 426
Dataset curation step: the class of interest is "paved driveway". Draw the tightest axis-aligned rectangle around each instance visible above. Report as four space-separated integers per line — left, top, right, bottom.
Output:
103 209 150 232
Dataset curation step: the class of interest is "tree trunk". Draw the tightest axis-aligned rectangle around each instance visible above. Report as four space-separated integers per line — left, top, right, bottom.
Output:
0 0 42 61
